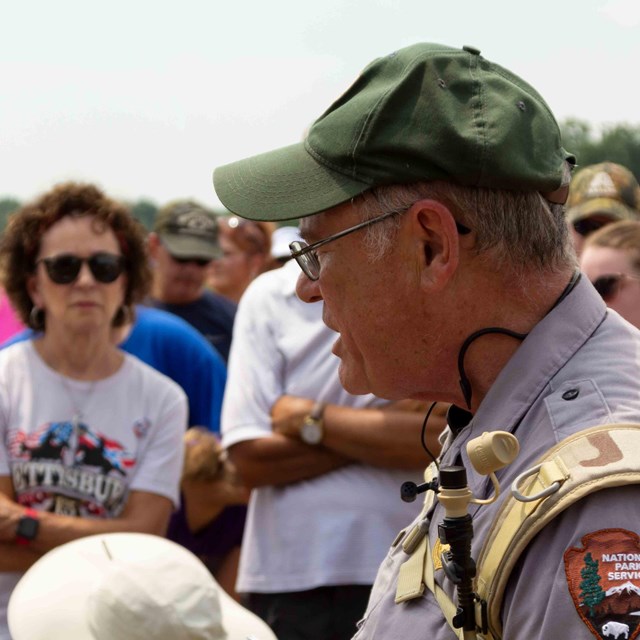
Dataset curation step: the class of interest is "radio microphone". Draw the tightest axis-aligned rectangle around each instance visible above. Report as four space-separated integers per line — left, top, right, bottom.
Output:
400 478 439 502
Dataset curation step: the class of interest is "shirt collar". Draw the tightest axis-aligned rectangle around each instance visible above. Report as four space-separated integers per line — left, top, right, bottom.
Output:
441 274 607 465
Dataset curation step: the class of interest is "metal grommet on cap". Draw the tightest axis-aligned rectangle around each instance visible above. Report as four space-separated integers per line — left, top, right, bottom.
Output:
462 45 481 55
562 389 580 401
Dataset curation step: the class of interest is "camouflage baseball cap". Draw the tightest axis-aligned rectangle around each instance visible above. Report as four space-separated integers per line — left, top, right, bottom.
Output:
213 42 574 222
565 162 640 224
153 200 222 260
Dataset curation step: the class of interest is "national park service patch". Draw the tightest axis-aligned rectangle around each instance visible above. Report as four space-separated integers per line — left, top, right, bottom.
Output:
565 529 640 639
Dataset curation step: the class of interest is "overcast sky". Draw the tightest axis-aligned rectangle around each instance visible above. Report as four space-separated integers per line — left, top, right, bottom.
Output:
1 0 639 209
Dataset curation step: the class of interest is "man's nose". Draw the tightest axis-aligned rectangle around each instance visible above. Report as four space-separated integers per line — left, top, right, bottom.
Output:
295 271 323 303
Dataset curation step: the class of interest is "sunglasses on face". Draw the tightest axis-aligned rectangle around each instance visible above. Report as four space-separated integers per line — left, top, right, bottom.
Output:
38 252 126 284
591 272 640 302
170 255 212 267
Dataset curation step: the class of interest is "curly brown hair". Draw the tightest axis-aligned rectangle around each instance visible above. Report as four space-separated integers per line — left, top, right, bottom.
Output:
0 181 152 329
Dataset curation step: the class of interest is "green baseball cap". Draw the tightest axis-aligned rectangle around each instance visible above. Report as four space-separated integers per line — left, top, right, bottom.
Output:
565 162 640 224
213 42 574 222
153 200 222 260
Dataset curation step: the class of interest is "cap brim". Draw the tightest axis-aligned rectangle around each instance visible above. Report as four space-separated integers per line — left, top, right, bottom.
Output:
159 233 222 260
566 198 638 224
216 584 278 640
213 142 371 221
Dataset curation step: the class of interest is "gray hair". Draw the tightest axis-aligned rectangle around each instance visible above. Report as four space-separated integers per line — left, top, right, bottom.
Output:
357 171 577 280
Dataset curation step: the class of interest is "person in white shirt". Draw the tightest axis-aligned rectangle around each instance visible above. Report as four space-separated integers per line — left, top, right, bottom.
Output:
221 258 442 640
0 182 187 639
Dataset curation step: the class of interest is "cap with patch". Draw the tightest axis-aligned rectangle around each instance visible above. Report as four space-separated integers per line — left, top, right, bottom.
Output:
213 42 574 222
565 162 640 224
154 200 222 260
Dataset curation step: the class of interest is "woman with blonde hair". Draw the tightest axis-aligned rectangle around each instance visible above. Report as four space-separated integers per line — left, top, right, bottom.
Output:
580 219 640 329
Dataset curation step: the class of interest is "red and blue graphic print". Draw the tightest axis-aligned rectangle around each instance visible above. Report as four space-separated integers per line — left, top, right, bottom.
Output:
8 420 136 517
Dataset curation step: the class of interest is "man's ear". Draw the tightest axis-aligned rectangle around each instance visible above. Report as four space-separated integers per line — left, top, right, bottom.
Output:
409 198 460 291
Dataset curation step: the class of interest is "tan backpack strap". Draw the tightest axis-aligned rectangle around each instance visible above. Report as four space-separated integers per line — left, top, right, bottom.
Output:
395 462 476 639
475 423 640 640
396 463 438 601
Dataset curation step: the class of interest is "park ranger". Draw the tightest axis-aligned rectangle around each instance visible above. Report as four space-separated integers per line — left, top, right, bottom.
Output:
213 42 640 640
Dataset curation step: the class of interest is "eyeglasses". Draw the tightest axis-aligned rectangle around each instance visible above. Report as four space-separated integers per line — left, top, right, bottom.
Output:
38 253 126 284
572 217 612 237
591 272 640 302
171 255 212 267
290 209 471 281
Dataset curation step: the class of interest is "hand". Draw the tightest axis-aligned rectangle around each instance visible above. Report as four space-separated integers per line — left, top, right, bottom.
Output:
271 395 315 438
0 492 24 543
182 427 225 482
181 477 250 533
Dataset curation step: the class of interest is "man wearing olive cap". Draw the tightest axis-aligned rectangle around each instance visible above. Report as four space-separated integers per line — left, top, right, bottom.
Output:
213 43 640 640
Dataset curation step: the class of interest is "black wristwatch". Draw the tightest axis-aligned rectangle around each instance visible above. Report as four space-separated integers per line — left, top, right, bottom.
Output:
16 508 40 546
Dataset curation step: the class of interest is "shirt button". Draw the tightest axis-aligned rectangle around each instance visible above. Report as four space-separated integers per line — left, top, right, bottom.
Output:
562 389 580 401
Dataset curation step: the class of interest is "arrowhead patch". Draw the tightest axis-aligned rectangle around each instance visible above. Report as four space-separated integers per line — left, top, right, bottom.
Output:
565 529 640 639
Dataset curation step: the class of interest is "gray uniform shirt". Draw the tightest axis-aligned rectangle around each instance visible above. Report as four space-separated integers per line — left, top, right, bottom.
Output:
354 275 640 640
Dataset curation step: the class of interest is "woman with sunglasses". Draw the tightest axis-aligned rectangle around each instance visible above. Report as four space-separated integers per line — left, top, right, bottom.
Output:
207 216 276 303
580 220 640 329
0 182 187 638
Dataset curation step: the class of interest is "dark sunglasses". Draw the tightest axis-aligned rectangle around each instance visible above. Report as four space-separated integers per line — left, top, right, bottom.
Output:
171 255 212 267
38 252 126 284
572 218 611 237
591 272 640 302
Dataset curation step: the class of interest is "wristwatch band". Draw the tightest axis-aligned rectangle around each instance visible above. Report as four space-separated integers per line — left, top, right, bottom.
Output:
16 507 40 546
309 402 326 422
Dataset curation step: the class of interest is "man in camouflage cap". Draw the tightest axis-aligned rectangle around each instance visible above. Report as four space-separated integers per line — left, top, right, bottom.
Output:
566 161 640 255
147 199 236 361
213 43 640 640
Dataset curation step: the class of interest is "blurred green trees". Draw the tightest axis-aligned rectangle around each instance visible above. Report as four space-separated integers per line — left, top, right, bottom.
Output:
1 118 639 234
561 119 640 178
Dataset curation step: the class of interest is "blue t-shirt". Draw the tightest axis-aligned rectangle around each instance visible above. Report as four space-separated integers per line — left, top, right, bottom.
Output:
149 290 236 363
1 306 227 433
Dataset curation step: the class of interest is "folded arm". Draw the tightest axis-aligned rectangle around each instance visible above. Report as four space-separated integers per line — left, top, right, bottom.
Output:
271 396 446 470
0 475 173 571
227 434 350 489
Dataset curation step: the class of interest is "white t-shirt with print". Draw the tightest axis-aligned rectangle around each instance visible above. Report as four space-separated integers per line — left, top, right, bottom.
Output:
0 340 187 639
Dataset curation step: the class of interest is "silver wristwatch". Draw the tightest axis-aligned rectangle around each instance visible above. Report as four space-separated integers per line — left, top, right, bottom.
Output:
300 402 326 445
